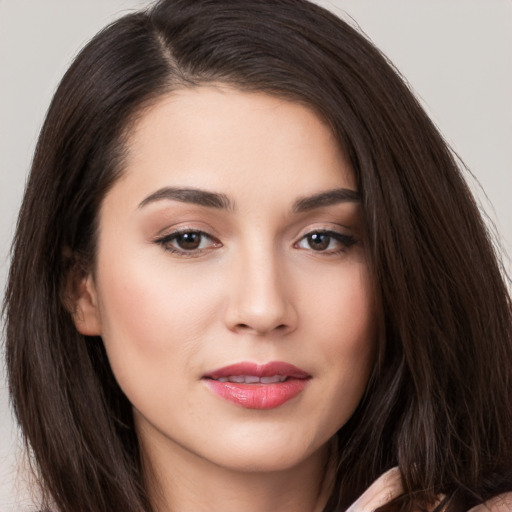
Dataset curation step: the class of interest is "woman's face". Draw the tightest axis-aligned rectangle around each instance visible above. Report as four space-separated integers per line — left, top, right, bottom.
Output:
75 86 376 473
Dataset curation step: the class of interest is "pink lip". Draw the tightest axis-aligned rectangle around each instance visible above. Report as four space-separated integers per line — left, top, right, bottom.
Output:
202 362 311 410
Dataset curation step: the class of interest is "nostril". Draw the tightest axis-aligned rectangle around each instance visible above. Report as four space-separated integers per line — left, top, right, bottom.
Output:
233 322 289 335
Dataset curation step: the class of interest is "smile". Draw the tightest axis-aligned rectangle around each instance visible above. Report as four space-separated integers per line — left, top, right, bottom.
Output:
202 362 311 409
213 375 288 383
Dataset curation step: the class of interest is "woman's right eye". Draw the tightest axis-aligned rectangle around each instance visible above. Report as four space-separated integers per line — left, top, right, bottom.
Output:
155 230 221 256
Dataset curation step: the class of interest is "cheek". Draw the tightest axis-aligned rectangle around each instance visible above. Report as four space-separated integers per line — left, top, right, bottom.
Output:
335 267 376 375
305 261 376 354
93 253 222 388
303 262 376 416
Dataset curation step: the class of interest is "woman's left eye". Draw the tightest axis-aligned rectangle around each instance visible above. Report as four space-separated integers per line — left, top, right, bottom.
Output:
295 230 356 253
155 230 221 255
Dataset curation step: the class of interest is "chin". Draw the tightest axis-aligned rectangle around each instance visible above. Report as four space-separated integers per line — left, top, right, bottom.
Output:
201 427 330 474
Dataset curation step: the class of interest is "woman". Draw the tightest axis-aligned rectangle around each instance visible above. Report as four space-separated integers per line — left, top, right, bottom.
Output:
3 0 512 511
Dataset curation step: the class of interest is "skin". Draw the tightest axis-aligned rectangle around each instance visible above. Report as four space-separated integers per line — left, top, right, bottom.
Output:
74 86 376 512
71 86 512 512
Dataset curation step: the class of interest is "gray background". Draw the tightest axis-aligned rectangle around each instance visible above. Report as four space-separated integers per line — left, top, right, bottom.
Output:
1 1 511 510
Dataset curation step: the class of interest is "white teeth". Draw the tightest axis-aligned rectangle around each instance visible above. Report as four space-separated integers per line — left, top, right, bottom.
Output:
215 375 287 384
261 375 287 384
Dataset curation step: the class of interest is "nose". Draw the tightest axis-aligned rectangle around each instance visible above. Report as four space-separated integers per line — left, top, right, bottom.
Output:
223 248 298 336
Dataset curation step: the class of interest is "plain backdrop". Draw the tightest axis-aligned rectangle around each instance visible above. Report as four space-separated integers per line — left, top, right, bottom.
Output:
1 1 511 510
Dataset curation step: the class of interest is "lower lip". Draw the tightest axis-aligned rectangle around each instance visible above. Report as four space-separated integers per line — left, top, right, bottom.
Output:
204 379 309 409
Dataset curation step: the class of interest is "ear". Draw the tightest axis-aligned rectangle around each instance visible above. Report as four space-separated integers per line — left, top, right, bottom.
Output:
72 273 102 336
61 263 101 336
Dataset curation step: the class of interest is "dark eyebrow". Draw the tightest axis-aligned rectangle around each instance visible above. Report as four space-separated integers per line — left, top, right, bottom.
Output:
138 187 234 210
292 188 361 212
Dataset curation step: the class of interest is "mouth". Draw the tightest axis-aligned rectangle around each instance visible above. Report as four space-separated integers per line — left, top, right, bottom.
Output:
211 375 288 384
202 362 311 410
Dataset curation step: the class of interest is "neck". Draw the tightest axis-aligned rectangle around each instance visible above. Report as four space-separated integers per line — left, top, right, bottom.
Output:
140 431 333 512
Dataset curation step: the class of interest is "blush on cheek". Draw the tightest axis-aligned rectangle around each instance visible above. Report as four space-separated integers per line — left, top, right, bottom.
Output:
98 256 223 361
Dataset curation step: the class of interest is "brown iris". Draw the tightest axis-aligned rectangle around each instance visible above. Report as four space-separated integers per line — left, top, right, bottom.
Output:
307 233 330 251
175 232 202 250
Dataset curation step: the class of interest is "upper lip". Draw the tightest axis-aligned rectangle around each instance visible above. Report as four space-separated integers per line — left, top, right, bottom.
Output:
203 361 310 380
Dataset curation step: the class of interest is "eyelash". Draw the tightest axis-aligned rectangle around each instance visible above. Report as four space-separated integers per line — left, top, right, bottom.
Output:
154 228 356 257
155 229 221 257
294 230 356 255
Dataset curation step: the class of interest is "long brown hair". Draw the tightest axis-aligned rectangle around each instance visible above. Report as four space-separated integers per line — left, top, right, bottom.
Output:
4 1 512 511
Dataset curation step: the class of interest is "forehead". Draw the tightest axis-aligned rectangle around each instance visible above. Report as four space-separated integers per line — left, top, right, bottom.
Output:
115 86 356 207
